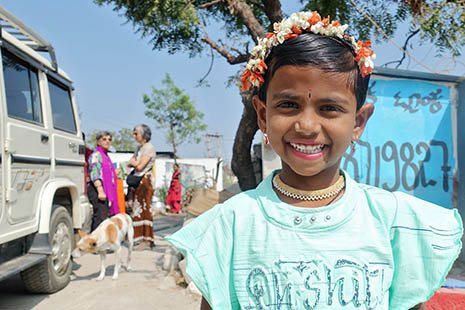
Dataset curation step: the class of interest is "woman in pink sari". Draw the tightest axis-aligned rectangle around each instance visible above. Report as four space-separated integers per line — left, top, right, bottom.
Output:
166 163 182 213
87 131 119 231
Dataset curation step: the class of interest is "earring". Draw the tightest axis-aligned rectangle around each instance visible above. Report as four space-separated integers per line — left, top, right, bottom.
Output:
263 133 269 145
351 140 356 154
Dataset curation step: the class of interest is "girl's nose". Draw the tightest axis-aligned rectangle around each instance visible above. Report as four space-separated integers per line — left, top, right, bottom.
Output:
294 109 320 135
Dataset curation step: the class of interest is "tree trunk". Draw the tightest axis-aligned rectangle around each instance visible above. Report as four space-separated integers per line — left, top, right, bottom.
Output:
226 0 266 42
231 91 259 191
262 0 283 24
172 142 177 163
198 0 283 190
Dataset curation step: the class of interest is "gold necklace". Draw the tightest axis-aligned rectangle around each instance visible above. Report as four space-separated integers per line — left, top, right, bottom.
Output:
272 173 345 201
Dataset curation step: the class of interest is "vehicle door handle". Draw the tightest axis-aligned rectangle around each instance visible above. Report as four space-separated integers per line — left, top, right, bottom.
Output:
69 142 78 152
41 135 49 143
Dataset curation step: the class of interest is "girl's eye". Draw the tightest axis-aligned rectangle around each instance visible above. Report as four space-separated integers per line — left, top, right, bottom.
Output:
277 101 298 109
320 105 342 112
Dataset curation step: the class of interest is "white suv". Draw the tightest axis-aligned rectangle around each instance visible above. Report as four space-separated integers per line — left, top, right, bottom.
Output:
0 6 91 293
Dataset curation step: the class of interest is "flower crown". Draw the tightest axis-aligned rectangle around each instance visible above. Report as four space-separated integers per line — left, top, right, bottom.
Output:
241 10 376 91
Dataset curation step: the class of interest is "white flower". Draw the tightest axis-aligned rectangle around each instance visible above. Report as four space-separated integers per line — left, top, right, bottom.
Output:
281 19 293 30
296 15 309 29
288 13 299 24
348 36 357 46
276 31 286 44
273 22 281 31
311 22 323 34
241 10 376 90
364 58 374 68
251 45 261 56
302 11 312 21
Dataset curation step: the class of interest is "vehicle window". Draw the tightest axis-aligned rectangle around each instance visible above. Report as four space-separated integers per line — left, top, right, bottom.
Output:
2 50 42 124
48 78 76 133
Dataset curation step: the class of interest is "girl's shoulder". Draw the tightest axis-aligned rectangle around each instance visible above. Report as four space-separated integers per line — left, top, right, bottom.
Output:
213 188 261 214
189 188 262 226
353 180 459 229
355 180 443 210
170 189 261 242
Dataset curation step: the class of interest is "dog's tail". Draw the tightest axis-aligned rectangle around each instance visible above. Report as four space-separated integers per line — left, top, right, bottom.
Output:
124 213 134 241
126 215 134 251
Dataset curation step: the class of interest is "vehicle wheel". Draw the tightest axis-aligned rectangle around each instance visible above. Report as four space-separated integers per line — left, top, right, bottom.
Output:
21 205 73 293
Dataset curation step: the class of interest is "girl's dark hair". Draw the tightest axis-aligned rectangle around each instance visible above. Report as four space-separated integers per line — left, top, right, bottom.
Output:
257 33 370 110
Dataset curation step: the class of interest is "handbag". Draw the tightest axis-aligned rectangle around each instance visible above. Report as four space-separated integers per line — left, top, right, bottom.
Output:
126 170 143 189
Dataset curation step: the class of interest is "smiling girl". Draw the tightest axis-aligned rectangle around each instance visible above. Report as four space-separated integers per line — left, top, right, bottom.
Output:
167 11 462 310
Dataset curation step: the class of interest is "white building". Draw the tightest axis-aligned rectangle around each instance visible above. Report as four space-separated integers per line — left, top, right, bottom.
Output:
109 152 223 208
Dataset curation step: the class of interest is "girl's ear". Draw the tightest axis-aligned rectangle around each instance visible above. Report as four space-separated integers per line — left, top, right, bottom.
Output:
253 95 267 133
352 103 374 141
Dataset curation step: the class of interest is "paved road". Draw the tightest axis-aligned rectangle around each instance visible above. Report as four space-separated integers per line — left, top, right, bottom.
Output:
0 215 198 310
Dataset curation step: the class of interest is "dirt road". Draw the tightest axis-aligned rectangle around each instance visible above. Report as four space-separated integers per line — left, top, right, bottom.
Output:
0 221 201 310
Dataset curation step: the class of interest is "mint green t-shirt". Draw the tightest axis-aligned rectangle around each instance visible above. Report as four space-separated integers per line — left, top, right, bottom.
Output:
166 170 462 310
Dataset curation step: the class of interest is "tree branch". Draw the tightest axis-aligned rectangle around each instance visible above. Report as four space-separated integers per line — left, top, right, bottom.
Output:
231 46 244 55
382 29 420 68
248 0 265 11
198 45 215 85
262 0 283 24
199 0 224 10
395 29 420 69
225 0 266 43
197 14 247 65
201 37 248 64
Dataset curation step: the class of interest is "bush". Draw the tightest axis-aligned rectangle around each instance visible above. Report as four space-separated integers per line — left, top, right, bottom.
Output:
155 184 169 203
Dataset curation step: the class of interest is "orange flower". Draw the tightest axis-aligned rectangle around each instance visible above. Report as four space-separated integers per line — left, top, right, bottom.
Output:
257 60 268 73
308 12 321 25
241 10 376 91
322 17 330 27
357 40 372 48
355 47 374 61
291 24 303 34
284 33 299 39
241 70 252 91
360 65 372 78
250 72 264 84
362 40 372 47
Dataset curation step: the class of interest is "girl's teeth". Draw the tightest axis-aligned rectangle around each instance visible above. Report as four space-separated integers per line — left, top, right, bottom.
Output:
290 143 324 154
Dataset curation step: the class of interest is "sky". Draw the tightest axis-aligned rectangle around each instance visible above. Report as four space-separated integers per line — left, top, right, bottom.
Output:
1 1 463 162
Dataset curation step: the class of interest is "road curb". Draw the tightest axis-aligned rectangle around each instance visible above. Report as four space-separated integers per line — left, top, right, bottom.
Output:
153 216 186 232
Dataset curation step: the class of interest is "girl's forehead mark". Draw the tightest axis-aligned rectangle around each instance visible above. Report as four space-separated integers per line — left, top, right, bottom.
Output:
308 88 312 98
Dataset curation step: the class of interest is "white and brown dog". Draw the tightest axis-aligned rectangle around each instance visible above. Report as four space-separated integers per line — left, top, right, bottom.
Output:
72 213 134 280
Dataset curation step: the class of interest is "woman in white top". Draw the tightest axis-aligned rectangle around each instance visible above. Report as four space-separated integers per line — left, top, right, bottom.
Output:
128 124 156 249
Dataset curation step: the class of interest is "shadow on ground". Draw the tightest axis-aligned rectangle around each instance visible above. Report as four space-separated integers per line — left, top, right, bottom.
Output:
0 273 47 310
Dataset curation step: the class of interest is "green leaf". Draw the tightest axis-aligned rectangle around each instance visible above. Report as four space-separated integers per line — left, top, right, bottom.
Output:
143 73 207 158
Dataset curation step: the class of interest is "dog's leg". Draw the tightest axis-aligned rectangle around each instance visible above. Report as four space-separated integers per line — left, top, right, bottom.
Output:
113 246 121 280
126 226 134 271
97 252 106 281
